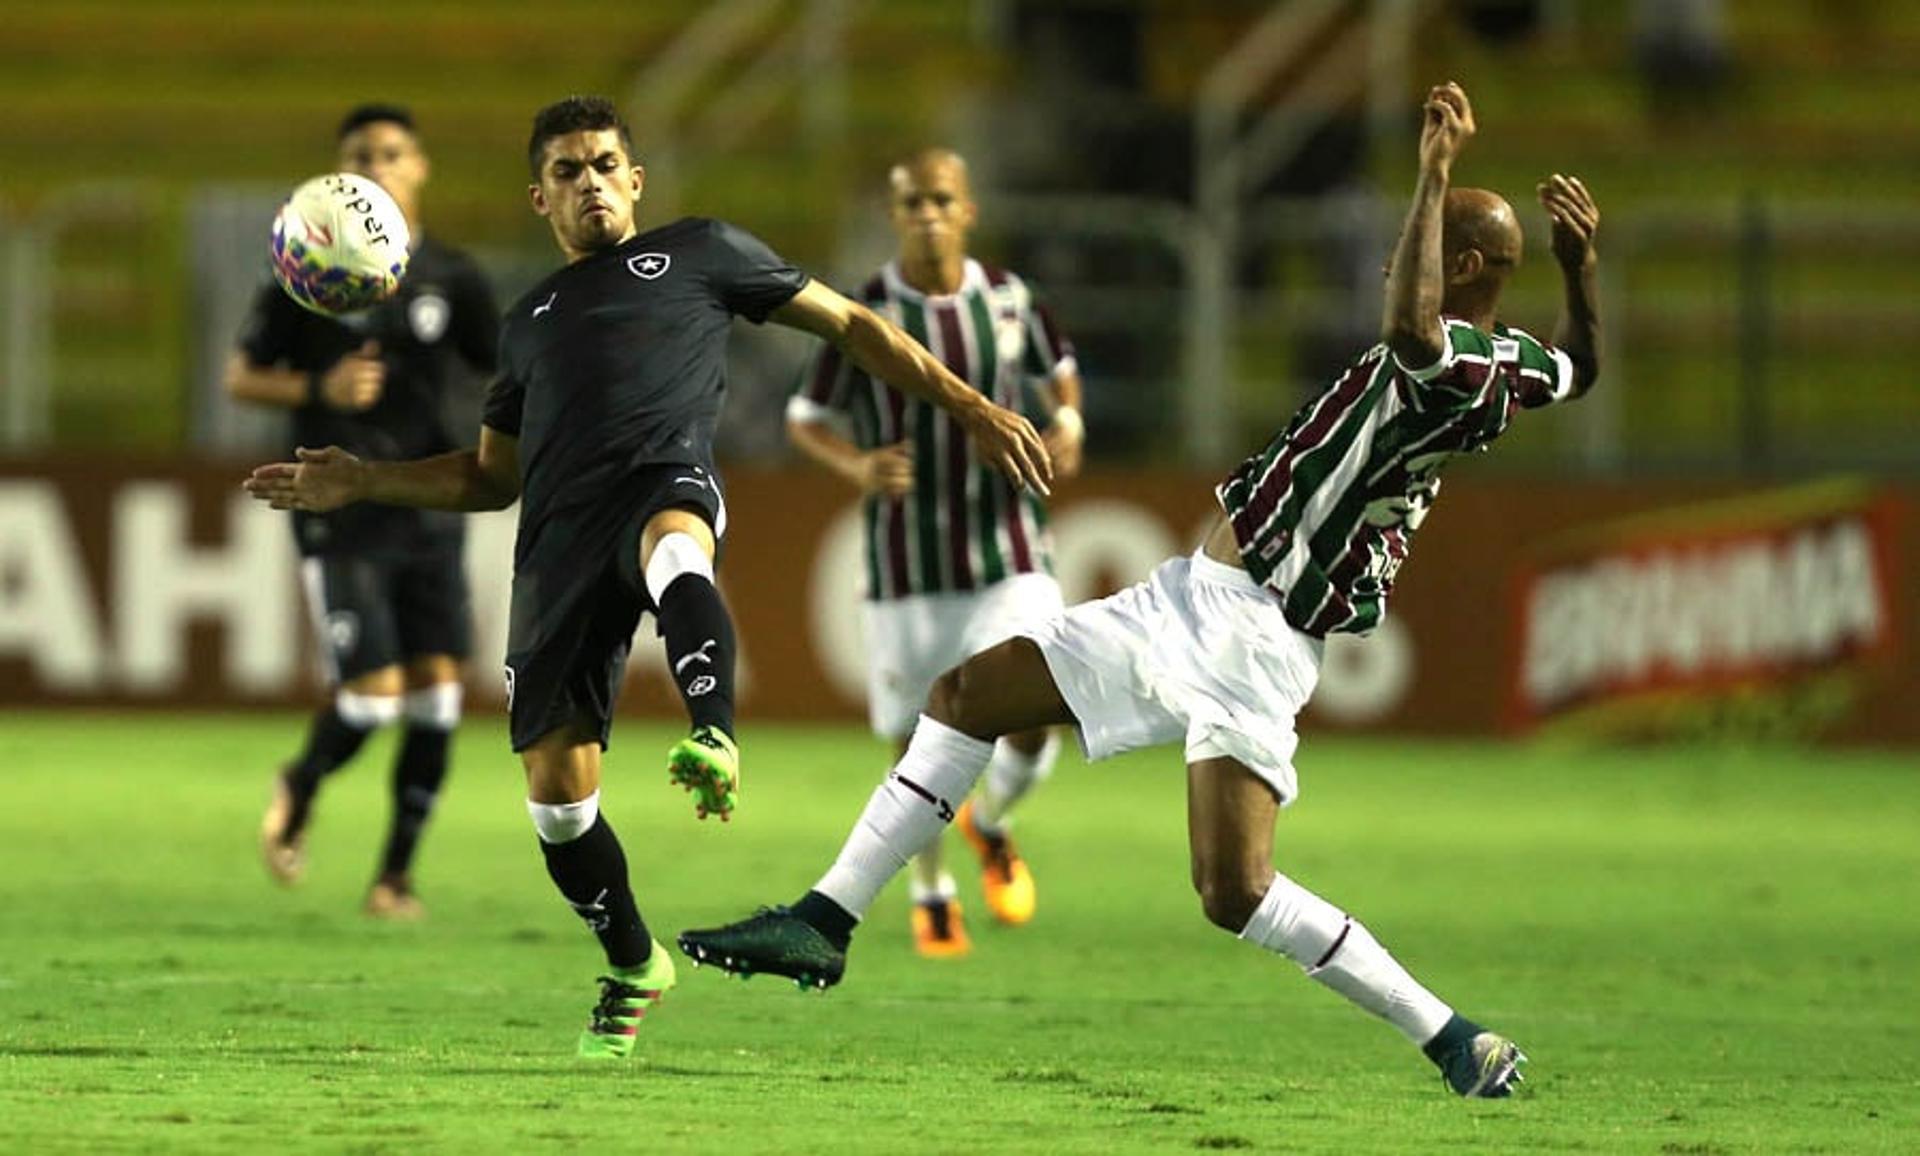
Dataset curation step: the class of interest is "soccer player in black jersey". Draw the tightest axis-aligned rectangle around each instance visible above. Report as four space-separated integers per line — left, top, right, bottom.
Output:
245 95 1052 1058
227 103 500 920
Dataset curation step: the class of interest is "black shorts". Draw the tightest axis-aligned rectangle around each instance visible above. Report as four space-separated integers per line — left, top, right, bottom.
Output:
301 542 472 683
504 463 726 752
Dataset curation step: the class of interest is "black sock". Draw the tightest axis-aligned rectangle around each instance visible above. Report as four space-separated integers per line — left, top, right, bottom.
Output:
538 814 653 969
792 889 857 951
379 723 452 880
1421 1013 1479 1064
656 573 737 737
284 706 376 834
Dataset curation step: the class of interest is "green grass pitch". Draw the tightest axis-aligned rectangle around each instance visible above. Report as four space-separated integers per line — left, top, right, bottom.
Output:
1 713 1915 1153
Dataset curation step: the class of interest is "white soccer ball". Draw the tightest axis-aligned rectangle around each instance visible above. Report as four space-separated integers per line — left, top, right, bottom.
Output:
270 172 411 316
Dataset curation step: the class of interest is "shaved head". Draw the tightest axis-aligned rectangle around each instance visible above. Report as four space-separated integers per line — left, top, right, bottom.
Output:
887 147 977 287
1443 187 1522 270
889 147 971 196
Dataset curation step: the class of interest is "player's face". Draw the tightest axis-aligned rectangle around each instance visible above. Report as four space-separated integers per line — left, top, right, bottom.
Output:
888 159 976 264
529 129 644 261
338 122 427 218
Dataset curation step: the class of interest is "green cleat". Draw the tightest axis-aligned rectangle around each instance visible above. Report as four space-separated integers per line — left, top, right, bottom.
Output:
577 940 677 1060
667 726 740 821
678 906 846 990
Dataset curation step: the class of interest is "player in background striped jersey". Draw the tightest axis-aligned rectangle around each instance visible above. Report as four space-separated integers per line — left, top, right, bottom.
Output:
685 83 1601 1099
787 149 1086 956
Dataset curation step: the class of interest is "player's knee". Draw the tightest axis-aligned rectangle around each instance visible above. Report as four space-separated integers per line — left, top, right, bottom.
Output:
925 662 993 739
925 667 959 723
1193 864 1266 932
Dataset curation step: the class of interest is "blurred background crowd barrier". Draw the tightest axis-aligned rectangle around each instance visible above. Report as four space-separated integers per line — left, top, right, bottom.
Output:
1 0 1912 744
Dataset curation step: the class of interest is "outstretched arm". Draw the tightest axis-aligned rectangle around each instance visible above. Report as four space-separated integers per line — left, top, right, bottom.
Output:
1382 82 1476 371
244 425 521 513
771 279 1052 495
1539 173 1602 397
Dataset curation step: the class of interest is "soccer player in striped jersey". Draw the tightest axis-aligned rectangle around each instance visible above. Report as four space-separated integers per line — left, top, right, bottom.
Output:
684 83 1600 1099
787 149 1084 956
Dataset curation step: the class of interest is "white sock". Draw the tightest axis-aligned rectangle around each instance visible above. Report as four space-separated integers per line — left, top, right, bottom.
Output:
402 682 463 729
973 732 1060 833
1239 873 1455 1046
907 871 959 905
814 715 993 918
527 791 600 845
644 531 713 604
335 689 402 728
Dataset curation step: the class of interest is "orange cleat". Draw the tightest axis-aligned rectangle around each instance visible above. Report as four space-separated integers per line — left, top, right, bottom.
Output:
910 897 972 958
956 800 1036 925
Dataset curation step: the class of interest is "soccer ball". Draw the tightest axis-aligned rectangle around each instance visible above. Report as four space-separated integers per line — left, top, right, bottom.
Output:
270 172 410 315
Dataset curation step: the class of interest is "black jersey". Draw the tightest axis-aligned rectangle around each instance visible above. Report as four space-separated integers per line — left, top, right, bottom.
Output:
239 233 500 557
483 217 806 561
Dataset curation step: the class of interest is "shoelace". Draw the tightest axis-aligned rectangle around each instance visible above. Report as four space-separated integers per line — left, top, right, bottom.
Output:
981 836 1017 882
589 976 643 1032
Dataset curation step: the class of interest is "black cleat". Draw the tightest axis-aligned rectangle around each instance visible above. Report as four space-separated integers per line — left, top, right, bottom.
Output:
1426 1015 1527 1099
679 906 847 991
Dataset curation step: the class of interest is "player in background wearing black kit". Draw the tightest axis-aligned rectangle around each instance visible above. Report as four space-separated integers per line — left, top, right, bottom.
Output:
244 96 1053 1058
226 103 500 920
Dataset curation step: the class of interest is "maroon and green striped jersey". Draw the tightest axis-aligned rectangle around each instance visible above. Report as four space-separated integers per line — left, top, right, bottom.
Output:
1217 317 1577 636
790 259 1076 601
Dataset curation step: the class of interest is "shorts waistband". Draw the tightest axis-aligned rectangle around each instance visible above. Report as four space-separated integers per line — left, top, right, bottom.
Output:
1187 547 1264 593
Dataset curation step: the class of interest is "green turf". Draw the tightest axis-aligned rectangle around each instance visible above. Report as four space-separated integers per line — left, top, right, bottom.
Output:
1 713 1915 1153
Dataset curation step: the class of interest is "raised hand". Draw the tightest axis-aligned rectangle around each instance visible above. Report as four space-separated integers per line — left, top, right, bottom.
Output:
242 445 367 512
1537 174 1599 270
1418 82 1476 174
961 402 1053 496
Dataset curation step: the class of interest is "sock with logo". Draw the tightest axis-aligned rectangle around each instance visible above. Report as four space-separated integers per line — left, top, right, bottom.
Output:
656 575 737 737
813 716 994 920
529 796 652 969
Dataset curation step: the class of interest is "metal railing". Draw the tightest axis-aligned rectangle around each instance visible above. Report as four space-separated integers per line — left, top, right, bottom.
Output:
623 0 847 221
1 182 1915 476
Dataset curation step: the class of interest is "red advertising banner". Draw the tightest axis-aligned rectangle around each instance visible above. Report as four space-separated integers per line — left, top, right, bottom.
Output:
2 459 1914 745
1505 482 1905 740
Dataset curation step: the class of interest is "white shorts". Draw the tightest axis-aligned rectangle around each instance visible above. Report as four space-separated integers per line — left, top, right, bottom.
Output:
1020 550 1322 805
865 572 1067 739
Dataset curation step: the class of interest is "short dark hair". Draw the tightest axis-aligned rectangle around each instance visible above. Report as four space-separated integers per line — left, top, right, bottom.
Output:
337 102 416 142
528 96 635 178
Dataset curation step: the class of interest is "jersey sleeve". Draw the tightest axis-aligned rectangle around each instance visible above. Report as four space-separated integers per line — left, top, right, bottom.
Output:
1393 319 1498 411
480 326 525 436
448 257 502 375
706 219 808 323
235 280 304 367
1505 326 1578 409
1020 298 1077 382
